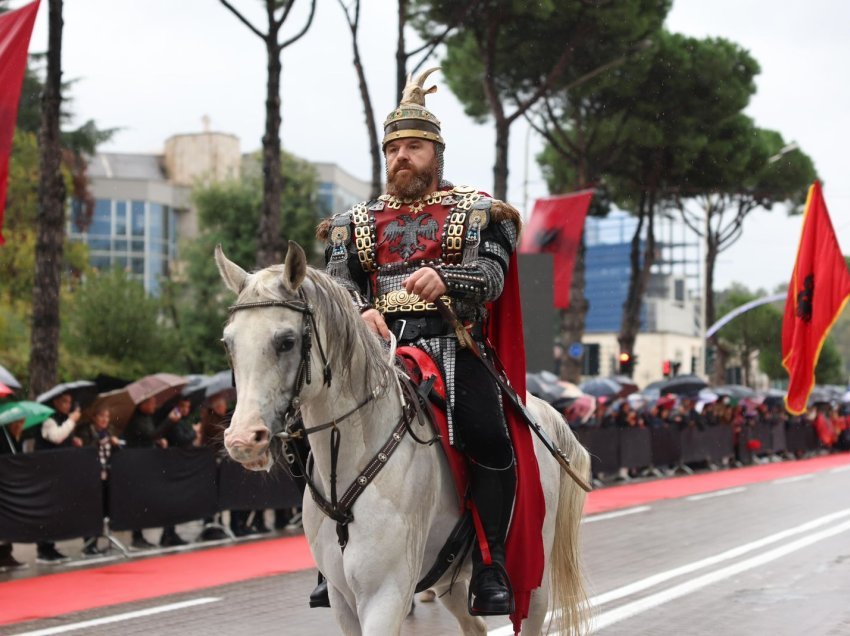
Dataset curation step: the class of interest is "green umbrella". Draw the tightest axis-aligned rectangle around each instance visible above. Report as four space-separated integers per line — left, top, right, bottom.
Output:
0 401 56 429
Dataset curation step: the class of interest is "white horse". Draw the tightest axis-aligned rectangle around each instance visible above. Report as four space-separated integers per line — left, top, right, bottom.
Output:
215 242 590 635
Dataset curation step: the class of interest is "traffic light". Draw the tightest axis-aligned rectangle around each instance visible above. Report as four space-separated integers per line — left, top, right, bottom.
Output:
662 359 671 377
618 351 634 376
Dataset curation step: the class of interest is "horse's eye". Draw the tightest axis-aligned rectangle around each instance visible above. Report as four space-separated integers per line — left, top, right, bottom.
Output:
275 335 297 354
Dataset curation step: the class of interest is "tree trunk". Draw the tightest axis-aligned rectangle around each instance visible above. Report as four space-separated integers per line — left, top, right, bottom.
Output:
257 32 283 268
706 221 729 385
396 0 407 102
560 237 589 382
28 0 65 398
492 117 509 201
618 190 656 368
350 27 381 199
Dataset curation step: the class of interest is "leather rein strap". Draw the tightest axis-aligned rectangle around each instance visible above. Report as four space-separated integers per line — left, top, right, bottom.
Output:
228 292 439 551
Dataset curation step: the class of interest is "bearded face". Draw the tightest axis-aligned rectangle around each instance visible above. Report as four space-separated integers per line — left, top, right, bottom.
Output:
385 139 440 200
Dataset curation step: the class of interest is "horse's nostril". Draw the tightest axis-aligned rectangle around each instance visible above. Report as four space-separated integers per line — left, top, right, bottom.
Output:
254 429 269 444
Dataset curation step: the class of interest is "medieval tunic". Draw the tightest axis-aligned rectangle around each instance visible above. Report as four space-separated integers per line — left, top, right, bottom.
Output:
323 184 519 455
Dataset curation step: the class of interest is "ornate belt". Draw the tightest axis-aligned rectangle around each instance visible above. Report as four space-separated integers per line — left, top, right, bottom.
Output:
373 290 452 314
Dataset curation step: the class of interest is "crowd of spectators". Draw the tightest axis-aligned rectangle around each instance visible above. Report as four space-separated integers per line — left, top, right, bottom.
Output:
0 383 304 571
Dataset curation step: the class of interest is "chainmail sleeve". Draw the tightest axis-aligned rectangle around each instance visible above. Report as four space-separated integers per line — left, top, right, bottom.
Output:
437 198 519 305
320 211 371 312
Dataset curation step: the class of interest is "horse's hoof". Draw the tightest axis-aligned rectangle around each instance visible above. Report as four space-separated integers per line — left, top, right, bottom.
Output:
419 589 437 603
309 579 331 608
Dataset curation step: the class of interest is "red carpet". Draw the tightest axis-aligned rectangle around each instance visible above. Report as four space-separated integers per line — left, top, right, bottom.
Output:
0 535 314 626
584 452 850 515
2 452 849 627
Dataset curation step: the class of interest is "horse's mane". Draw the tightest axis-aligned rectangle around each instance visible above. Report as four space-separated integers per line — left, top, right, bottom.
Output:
236 264 393 400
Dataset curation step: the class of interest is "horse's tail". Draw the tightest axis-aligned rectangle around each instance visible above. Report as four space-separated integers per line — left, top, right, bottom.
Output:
549 411 591 635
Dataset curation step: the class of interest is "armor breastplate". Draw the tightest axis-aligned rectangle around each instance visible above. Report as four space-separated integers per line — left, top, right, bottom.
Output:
353 187 485 314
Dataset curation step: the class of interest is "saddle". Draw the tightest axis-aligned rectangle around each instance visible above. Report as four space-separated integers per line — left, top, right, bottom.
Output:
396 346 476 592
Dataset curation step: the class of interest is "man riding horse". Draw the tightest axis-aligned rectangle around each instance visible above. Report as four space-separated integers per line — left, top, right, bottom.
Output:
315 67 536 617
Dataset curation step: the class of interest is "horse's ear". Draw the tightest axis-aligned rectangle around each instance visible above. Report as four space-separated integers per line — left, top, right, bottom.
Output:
215 244 248 294
283 240 307 292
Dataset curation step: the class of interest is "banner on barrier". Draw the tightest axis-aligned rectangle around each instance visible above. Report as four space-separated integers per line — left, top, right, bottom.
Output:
0 447 103 542
109 447 218 531
217 458 303 511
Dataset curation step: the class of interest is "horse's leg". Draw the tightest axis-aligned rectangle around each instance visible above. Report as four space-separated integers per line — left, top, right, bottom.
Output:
433 579 487 636
521 573 551 635
329 584 362 636
356 582 414 635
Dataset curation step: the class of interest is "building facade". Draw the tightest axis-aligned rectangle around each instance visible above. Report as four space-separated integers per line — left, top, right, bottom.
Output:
69 132 370 296
582 211 705 386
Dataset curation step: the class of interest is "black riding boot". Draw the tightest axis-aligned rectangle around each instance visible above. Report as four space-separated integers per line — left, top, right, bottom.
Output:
309 571 330 608
468 460 516 616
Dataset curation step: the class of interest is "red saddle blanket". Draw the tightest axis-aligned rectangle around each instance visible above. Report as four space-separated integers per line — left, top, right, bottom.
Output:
396 346 468 506
396 345 545 634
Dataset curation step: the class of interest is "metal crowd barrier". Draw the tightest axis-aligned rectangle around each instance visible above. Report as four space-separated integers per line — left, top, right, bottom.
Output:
0 447 303 544
577 421 821 477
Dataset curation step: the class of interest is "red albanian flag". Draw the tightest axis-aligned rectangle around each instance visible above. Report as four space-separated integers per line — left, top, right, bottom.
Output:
0 0 40 245
782 181 850 415
519 190 593 309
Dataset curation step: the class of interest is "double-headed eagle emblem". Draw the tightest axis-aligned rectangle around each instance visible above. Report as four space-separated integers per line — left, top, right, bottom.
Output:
384 213 439 260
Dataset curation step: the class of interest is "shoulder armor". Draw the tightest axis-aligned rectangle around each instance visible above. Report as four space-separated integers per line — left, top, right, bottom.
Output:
490 199 522 234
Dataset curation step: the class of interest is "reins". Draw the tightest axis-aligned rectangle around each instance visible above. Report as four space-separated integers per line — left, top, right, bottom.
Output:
228 288 439 551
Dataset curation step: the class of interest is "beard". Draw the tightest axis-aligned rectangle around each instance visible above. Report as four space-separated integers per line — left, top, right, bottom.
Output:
386 154 439 200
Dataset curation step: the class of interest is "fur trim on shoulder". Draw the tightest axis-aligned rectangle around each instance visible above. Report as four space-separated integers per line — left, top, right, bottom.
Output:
315 217 332 241
490 199 522 234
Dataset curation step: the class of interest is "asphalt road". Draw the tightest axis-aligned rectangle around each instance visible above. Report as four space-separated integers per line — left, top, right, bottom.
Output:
6 464 850 635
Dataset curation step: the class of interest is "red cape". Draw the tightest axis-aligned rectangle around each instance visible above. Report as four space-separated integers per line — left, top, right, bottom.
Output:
487 252 546 633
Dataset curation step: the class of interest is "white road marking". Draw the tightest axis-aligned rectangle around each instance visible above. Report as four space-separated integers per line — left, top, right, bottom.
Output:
582 506 651 524
13 597 221 636
829 465 850 474
591 517 850 631
772 474 815 485
487 507 850 636
685 487 746 501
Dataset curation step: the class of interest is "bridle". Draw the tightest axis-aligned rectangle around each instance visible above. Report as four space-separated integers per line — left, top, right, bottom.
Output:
227 288 438 550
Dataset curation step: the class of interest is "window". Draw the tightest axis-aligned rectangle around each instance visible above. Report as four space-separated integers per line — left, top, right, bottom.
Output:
131 201 145 237
115 201 127 236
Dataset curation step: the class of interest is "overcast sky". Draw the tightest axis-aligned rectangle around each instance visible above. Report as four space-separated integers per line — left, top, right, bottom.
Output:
11 0 850 294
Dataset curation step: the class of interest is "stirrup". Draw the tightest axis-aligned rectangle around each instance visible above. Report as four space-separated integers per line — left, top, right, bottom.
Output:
468 562 514 616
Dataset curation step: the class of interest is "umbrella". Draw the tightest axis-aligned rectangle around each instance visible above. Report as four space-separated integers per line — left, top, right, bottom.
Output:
713 384 756 400
0 401 55 429
199 370 235 401
36 380 99 408
527 372 568 404
579 377 623 398
0 382 12 398
84 373 187 431
656 374 708 396
565 395 596 425
0 363 21 391
608 375 639 397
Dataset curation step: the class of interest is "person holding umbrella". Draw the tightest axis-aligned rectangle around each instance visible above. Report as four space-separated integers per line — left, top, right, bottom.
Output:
33 391 83 563
122 396 189 549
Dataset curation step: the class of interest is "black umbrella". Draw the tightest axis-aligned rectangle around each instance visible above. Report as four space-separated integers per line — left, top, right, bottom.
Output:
36 380 99 409
0 363 21 391
579 377 622 398
91 373 131 394
656 374 708 396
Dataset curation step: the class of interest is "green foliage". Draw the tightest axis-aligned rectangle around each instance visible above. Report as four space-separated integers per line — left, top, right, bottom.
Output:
418 0 670 124
164 151 319 373
63 268 181 377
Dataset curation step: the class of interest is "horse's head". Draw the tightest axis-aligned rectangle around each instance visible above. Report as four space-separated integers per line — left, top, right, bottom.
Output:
215 241 313 471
